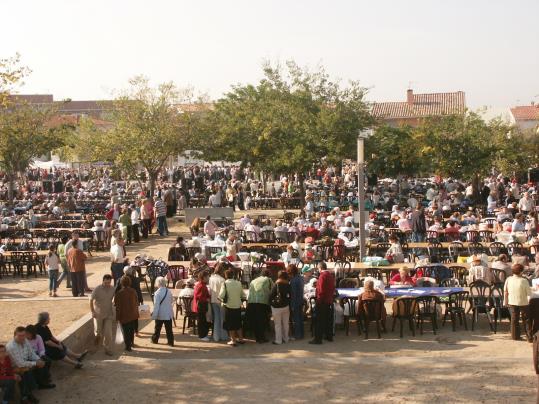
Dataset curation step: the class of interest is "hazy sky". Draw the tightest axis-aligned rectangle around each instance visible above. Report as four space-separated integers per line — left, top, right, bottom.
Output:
2 0 538 109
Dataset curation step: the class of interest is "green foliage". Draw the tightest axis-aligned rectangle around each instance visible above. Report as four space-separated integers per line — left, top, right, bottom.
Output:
0 104 71 201
195 61 373 175
0 54 30 108
365 125 420 177
73 76 198 194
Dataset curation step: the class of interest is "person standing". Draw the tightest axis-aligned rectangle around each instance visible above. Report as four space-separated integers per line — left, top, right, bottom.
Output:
56 235 71 289
151 277 175 346
288 264 305 340
110 237 128 286
247 269 273 343
65 231 90 292
163 186 174 218
193 272 211 342
44 244 60 297
270 271 292 345
504 263 532 341
154 196 168 236
90 274 116 356
411 206 427 242
140 199 151 238
114 276 139 352
309 262 335 345
219 269 246 346
130 203 141 243
67 241 87 297
209 265 227 342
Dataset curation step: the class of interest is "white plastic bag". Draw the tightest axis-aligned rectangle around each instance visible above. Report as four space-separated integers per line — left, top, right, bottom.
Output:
115 322 124 345
138 304 151 320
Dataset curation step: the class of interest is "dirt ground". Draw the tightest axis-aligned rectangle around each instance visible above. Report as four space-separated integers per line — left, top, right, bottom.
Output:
1 211 537 403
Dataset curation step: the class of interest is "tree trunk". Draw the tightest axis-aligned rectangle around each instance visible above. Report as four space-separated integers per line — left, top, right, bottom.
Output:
471 174 481 204
148 171 158 198
7 172 14 207
298 172 305 209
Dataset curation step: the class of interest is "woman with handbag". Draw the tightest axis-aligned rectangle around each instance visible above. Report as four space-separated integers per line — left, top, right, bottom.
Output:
193 271 211 342
114 276 139 352
270 270 292 345
151 277 175 346
219 269 246 346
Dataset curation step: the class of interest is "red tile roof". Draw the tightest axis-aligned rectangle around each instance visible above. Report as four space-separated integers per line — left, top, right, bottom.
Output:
8 94 54 103
372 90 466 119
510 105 539 121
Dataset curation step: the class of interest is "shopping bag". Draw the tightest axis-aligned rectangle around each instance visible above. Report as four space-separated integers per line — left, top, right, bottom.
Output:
115 322 124 345
138 304 151 320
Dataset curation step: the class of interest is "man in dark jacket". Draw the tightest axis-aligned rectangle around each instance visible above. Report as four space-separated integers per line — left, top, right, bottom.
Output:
411 207 426 242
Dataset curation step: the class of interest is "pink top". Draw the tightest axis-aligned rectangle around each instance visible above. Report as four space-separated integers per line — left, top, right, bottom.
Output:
28 335 46 357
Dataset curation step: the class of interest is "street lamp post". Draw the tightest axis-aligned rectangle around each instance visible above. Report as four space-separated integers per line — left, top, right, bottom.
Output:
357 129 372 260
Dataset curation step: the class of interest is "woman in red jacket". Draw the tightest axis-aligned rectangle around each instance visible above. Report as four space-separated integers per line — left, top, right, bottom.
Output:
193 271 211 341
0 344 20 404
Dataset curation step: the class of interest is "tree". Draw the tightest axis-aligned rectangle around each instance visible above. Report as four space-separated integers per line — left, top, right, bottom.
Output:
75 76 198 195
0 54 30 108
0 104 71 202
412 111 513 199
196 61 374 197
365 125 421 177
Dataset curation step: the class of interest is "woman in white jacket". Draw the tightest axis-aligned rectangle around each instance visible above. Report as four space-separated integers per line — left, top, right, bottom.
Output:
209 264 227 342
151 277 174 346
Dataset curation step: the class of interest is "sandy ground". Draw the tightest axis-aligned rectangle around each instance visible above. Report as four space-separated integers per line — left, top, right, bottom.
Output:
1 210 537 403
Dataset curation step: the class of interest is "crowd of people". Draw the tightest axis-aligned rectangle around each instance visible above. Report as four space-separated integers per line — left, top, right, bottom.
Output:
4 163 539 402
1 313 87 404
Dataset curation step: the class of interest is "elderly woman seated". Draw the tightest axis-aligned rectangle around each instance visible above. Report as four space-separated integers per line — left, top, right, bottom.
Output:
357 280 387 327
467 254 494 284
390 267 414 286
35 312 87 369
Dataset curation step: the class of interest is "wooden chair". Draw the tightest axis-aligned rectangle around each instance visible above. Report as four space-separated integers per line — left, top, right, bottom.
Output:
341 296 361 336
181 296 198 334
359 299 383 339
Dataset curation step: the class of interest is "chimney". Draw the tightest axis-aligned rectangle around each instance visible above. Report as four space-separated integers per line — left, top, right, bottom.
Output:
407 89 414 105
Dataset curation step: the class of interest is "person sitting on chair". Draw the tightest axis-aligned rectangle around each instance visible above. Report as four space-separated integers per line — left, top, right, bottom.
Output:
390 267 414 286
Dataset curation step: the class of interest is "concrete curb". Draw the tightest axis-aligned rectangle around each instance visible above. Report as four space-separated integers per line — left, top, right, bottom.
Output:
57 312 94 353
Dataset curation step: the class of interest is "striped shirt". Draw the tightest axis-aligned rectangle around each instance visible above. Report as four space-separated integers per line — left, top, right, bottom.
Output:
154 200 166 217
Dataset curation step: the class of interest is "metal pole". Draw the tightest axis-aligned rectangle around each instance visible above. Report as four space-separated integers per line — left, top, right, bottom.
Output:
357 134 366 260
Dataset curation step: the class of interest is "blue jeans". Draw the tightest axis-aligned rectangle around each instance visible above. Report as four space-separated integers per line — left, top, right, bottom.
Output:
48 269 59 292
157 216 166 236
291 306 304 339
57 258 71 288
211 303 227 341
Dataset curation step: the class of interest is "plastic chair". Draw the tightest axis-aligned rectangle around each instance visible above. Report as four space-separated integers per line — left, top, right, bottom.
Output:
416 295 439 335
442 291 469 331
469 280 493 331
391 297 417 338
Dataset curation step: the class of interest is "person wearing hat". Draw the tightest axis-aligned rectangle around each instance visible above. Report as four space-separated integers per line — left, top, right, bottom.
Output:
467 254 494 285
301 265 313 284
191 253 210 279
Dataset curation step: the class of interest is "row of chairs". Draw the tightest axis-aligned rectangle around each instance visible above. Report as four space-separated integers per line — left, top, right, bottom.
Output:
340 281 508 339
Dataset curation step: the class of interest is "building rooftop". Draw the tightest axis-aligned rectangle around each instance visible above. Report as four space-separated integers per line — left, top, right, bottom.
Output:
372 89 466 119
510 104 539 121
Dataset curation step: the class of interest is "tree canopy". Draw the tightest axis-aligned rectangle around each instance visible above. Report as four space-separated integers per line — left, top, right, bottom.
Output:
69 76 199 195
196 61 374 177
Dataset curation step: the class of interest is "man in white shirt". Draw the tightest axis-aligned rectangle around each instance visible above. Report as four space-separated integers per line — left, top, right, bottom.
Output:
203 216 219 239
519 192 535 214
6 326 46 402
110 239 127 285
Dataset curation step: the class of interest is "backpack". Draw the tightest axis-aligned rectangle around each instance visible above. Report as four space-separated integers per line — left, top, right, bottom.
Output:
271 284 283 307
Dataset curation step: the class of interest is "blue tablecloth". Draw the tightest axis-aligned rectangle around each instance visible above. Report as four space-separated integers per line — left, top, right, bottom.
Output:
337 287 464 298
